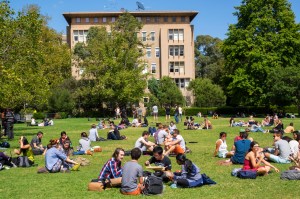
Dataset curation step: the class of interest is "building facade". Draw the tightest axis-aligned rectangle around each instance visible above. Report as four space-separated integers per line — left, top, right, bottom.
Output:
63 11 198 105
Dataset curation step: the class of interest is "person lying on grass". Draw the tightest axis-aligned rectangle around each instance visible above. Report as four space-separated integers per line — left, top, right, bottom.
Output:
165 154 203 188
243 141 279 175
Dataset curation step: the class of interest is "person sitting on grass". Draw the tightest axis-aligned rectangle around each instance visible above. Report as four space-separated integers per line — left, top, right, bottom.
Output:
243 141 279 175
214 132 234 158
169 121 177 134
202 116 212 129
30 131 46 155
164 129 185 156
282 136 299 159
135 131 156 152
88 124 100 142
230 131 251 164
73 132 93 156
40 139 79 173
264 132 291 164
284 123 295 134
155 123 168 145
97 148 124 189
59 131 72 145
120 148 144 195
14 136 34 166
145 146 172 181
165 154 203 188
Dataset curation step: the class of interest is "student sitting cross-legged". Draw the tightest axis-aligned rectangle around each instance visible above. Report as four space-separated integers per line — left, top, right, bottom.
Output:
120 148 144 195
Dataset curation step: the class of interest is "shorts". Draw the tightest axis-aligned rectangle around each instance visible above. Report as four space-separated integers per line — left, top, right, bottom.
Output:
269 154 291 164
174 145 185 154
121 184 142 195
218 151 228 158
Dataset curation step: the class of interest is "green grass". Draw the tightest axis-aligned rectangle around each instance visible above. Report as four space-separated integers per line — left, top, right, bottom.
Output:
1 116 300 199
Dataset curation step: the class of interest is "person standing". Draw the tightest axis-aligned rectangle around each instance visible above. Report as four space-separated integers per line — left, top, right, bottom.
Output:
137 106 143 121
178 106 183 121
165 105 171 121
115 106 121 119
152 104 158 121
174 105 179 124
4 108 14 140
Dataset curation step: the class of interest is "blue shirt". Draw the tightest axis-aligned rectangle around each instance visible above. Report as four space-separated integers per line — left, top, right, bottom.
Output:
45 147 67 170
231 139 251 164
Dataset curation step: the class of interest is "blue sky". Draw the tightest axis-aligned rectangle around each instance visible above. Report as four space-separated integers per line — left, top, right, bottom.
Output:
9 0 300 39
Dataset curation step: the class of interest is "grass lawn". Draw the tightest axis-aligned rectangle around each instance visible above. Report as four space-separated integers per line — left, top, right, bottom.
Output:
1 116 300 199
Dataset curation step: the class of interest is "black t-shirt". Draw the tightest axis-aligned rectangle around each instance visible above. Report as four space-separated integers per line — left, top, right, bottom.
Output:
148 155 172 170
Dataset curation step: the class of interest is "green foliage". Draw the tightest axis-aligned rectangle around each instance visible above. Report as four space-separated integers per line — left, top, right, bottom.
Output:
194 35 225 85
188 78 226 107
0 2 71 109
147 77 184 107
74 12 147 107
48 89 75 113
33 111 45 119
222 0 300 106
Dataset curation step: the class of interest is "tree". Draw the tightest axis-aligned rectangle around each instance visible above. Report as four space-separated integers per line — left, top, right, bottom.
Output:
0 2 71 109
222 0 300 106
194 35 225 85
147 77 184 107
188 78 226 107
74 12 147 107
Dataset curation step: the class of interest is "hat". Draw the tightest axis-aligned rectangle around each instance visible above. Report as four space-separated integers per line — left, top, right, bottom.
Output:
239 129 245 133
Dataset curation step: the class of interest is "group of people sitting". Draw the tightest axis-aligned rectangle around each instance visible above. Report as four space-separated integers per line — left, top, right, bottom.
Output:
92 146 204 195
184 116 213 130
31 117 54 127
215 128 300 176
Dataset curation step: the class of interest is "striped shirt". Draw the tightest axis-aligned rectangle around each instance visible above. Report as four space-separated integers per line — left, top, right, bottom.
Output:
98 158 122 180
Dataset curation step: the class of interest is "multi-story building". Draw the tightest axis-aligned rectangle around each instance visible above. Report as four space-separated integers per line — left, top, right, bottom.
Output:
63 10 198 105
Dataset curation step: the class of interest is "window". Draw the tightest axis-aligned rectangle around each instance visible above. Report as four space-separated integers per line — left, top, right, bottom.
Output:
143 97 149 103
150 32 155 41
142 32 147 42
164 17 168 22
146 17 151 23
181 16 186 22
136 17 142 22
169 46 184 56
169 62 185 73
174 78 189 88
154 17 159 22
151 63 156 74
155 47 160 58
111 17 116 22
179 29 184 40
73 30 88 43
76 18 81 23
93 17 98 23
168 30 173 40
146 47 151 58
180 79 185 88
85 18 90 23
168 29 184 41
103 17 107 23
169 62 174 72
172 17 176 22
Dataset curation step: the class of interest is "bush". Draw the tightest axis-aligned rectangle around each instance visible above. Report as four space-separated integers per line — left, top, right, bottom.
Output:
33 112 45 120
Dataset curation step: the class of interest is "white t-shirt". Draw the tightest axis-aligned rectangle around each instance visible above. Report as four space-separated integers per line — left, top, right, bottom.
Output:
135 137 147 151
152 105 158 113
178 107 182 114
175 134 185 151
289 140 299 158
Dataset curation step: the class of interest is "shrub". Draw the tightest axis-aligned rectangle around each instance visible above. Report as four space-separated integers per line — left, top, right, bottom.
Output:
33 112 45 120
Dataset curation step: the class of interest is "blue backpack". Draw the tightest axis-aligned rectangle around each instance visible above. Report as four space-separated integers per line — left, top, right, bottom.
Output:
237 170 257 179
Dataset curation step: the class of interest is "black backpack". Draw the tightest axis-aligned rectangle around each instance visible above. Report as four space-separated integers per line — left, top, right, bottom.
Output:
142 175 163 195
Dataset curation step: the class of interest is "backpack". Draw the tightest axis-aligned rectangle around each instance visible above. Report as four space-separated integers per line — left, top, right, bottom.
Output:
237 170 257 179
231 168 242 177
0 141 10 148
280 170 300 180
142 175 163 195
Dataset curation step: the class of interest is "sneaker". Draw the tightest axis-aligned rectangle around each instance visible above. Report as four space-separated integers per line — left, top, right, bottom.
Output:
71 164 80 171
86 150 93 156
37 167 49 174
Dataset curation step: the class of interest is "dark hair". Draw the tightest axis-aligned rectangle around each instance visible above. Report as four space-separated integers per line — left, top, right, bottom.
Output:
282 136 292 143
81 132 88 137
240 131 248 139
37 131 43 136
61 131 66 136
293 131 300 141
173 129 180 135
274 132 282 138
153 146 163 155
131 148 142 160
21 137 29 145
249 141 259 152
142 131 149 136
91 124 96 128
219 132 227 138
176 154 193 173
112 148 125 159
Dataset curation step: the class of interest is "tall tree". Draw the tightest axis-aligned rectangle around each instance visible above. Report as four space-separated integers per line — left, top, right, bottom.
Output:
188 78 226 107
74 12 147 107
222 0 300 105
0 2 71 109
194 35 224 85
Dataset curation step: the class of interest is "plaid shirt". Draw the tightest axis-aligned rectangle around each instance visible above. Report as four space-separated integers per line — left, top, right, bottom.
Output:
98 157 122 180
